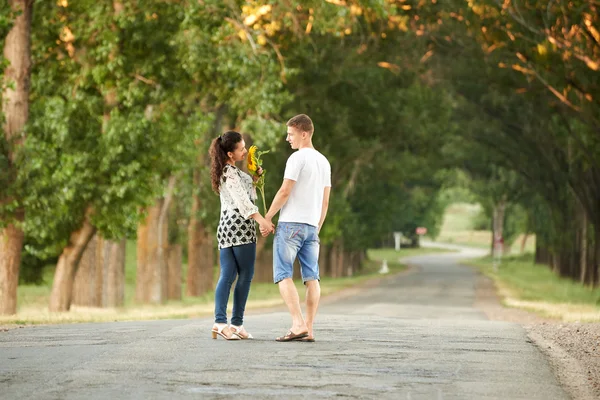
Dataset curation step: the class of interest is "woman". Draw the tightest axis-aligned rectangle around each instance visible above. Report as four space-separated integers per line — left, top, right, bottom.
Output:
209 130 273 340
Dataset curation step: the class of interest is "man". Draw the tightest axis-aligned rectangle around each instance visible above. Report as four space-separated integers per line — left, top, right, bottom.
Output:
262 114 331 343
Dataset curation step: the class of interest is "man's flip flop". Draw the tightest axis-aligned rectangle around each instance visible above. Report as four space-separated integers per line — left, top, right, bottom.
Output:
294 336 315 342
276 330 309 342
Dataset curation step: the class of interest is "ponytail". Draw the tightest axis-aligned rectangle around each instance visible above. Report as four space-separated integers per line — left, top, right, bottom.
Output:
209 131 242 194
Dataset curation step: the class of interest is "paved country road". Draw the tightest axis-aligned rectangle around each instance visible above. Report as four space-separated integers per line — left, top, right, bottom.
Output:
1 245 568 400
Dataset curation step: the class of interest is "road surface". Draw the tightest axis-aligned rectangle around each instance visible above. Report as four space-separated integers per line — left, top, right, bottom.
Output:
1 244 567 399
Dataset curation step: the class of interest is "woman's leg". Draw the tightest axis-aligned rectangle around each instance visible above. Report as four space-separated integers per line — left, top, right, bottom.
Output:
214 247 238 324
231 242 256 327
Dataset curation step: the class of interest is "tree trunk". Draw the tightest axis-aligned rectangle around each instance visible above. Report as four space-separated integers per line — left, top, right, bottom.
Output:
101 239 126 307
0 223 25 314
329 240 344 278
198 224 215 293
319 244 331 278
344 251 355 277
0 0 32 316
137 179 176 306
187 170 214 296
167 244 182 300
253 236 274 283
156 177 175 302
351 251 364 275
2 0 31 143
136 206 159 304
520 233 529 254
136 214 149 303
489 214 494 256
72 234 100 307
252 235 272 282
159 213 169 302
72 235 125 308
146 200 163 304
579 207 588 285
551 253 560 275
593 225 600 288
492 197 507 256
359 250 367 272
49 211 97 312
535 234 553 266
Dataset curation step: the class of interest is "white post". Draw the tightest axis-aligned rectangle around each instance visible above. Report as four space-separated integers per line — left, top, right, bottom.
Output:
393 232 402 251
379 259 389 274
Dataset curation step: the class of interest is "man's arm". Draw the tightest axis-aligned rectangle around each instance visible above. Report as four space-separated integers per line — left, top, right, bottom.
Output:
318 186 331 233
265 179 296 221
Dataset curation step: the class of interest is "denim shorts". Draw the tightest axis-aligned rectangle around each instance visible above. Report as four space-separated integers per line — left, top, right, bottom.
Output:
273 222 320 284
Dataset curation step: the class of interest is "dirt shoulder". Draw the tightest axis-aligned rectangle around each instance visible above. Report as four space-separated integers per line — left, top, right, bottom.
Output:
475 274 600 400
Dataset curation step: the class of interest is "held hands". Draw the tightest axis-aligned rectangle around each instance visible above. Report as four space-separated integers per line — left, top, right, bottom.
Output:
259 217 275 237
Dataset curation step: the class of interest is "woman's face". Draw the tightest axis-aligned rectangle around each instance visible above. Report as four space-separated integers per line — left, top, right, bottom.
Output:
227 139 247 163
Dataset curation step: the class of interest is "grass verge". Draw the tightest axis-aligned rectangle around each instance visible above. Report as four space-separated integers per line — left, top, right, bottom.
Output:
466 254 600 322
433 202 536 253
1 247 447 327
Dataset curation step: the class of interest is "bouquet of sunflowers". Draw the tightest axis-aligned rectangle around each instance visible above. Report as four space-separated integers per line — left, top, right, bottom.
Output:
247 145 270 213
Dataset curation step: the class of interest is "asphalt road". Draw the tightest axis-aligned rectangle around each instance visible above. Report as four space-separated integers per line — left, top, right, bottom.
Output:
1 244 567 399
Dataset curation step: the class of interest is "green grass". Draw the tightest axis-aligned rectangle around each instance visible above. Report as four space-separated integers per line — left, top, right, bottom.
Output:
466 254 600 321
3 246 446 326
441 203 481 231
432 202 536 253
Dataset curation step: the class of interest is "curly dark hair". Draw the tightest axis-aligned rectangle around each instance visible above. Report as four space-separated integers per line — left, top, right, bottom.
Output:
209 130 242 194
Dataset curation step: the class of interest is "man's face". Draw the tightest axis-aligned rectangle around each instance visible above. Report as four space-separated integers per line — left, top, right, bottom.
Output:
286 126 302 149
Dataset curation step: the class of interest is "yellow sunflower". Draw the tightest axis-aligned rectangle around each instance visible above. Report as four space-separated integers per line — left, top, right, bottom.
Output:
247 145 258 174
245 144 270 213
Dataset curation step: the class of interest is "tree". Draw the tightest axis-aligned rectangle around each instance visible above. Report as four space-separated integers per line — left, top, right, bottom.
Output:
0 0 32 315
429 0 600 284
20 1 198 310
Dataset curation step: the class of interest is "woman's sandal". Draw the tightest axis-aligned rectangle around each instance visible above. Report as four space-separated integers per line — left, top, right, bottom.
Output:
230 325 253 340
275 330 309 342
211 324 240 340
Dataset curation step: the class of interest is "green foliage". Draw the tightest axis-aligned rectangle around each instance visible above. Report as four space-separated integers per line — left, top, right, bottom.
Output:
4 0 597 288
13 1 206 259
471 208 490 231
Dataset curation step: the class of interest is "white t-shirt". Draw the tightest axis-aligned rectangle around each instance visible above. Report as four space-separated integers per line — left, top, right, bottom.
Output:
279 148 331 227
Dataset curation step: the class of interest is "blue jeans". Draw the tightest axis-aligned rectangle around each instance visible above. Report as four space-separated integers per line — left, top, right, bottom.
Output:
273 222 320 284
214 242 256 326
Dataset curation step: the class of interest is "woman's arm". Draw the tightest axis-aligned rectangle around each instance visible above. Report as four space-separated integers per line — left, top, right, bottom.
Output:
224 168 273 234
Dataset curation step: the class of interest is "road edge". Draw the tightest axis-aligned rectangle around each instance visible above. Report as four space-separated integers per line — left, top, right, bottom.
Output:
473 272 596 400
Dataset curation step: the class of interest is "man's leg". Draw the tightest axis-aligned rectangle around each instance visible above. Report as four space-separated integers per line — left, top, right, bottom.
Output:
278 278 308 334
304 280 320 338
273 223 308 337
298 225 321 339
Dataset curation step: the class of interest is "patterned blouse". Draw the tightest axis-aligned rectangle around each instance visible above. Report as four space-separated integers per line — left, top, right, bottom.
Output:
217 165 259 250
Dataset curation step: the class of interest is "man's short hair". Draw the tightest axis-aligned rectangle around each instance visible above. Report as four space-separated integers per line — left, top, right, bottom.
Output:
287 114 314 135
